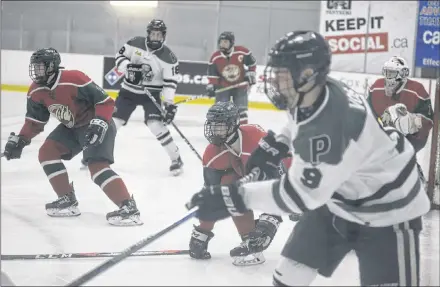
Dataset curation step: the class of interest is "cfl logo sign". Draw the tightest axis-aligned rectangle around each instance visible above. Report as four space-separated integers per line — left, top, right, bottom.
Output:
221 186 242 216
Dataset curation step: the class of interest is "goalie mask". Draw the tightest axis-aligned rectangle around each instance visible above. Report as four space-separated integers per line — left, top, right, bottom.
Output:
29 48 61 86
264 31 331 110
146 19 167 50
382 56 409 97
204 102 240 146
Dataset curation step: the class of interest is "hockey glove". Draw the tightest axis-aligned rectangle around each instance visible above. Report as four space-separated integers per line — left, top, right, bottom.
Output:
84 117 108 147
381 103 422 135
245 71 256 85
163 102 177 125
247 214 282 253
205 84 216 98
187 183 249 222
245 130 290 180
125 63 144 85
3 132 30 160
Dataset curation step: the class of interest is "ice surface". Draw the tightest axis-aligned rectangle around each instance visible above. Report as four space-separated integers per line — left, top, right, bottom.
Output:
1 91 438 286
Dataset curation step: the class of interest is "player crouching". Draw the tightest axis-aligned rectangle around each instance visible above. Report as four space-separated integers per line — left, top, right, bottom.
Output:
187 102 289 266
2 48 142 226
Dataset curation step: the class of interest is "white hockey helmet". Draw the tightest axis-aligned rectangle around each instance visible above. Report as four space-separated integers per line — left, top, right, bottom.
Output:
382 56 409 97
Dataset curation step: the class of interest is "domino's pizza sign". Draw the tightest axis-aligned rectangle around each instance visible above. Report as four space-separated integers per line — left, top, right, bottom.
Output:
104 66 124 87
415 0 440 68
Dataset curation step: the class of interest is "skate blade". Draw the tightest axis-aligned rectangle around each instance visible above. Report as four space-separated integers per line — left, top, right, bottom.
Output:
107 214 144 226
46 206 81 217
170 168 183 176
232 252 265 266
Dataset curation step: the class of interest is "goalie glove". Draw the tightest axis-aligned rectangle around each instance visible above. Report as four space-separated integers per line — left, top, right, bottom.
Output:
381 103 422 135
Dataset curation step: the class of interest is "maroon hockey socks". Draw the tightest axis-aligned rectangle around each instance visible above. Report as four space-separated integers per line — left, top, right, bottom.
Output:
39 140 73 197
88 162 131 206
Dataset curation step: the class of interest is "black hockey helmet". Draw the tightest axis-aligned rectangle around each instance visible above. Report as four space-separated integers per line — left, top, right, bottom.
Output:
146 19 167 50
204 101 240 146
29 47 61 86
264 31 331 110
218 31 235 54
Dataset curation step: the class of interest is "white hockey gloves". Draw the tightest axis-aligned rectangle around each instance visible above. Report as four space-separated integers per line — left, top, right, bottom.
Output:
381 103 422 135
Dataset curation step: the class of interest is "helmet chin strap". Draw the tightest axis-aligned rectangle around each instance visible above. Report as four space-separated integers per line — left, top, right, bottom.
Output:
226 130 239 146
45 72 58 87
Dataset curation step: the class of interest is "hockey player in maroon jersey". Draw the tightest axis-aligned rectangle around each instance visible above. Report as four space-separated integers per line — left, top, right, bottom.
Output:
2 48 142 226
206 31 257 124
187 101 291 266
368 56 434 180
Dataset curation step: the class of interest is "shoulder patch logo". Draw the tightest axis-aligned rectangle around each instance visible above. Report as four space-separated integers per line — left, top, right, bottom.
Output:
169 51 177 63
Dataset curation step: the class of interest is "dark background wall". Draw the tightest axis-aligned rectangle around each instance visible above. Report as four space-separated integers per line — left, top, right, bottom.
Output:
0 1 320 63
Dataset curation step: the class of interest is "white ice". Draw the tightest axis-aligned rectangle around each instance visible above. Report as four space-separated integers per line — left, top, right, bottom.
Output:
1 91 439 286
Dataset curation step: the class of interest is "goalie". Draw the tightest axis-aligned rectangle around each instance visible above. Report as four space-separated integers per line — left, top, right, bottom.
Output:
368 56 434 187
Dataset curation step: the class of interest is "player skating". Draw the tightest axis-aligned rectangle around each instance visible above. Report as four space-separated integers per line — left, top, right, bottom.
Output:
188 31 430 286
188 101 291 266
206 31 257 124
3 48 142 226
81 19 183 175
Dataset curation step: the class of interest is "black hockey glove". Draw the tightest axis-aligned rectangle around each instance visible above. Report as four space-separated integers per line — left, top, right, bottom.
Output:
3 132 30 160
246 130 289 180
186 183 248 221
163 102 177 125
205 84 216 98
84 117 108 147
125 63 144 85
248 214 282 253
244 71 256 85
186 168 264 221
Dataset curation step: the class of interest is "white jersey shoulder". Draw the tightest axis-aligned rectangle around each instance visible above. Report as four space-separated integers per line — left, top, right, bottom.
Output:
115 36 179 102
242 77 430 227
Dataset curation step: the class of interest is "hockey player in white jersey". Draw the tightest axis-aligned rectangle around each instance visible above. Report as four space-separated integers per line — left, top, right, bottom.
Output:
81 19 183 175
188 31 431 286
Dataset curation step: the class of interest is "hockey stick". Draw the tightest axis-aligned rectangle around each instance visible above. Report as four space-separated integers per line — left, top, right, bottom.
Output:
65 206 198 287
145 89 203 161
174 81 249 105
1 249 189 261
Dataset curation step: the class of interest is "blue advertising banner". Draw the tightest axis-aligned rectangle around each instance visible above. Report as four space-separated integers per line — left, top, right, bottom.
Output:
415 1 440 68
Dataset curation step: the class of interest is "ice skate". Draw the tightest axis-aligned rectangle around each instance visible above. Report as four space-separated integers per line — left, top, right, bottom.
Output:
106 195 143 226
170 156 183 176
230 235 265 266
45 184 81 217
